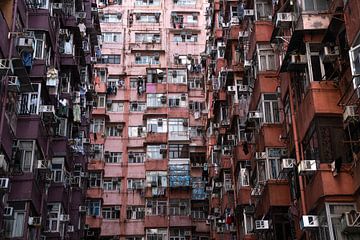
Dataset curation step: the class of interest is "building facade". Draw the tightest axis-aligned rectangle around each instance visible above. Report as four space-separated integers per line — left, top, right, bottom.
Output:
0 0 100 239
205 0 360 240
86 0 209 239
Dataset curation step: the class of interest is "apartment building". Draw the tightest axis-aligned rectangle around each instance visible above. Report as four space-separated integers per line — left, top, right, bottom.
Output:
0 0 100 239
87 0 209 239
205 0 360 240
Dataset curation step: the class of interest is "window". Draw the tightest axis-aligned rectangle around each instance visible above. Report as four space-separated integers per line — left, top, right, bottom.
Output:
18 84 41 115
127 179 145 189
102 206 120 219
4 203 26 238
168 70 187 84
303 0 328 11
146 171 167 187
127 206 145 219
130 102 146 112
128 152 145 163
135 0 160 5
168 119 188 140
258 44 277 71
136 13 159 23
101 55 121 64
147 119 167 133
103 178 121 191
168 94 187 108
169 144 189 159
192 208 207 220
106 126 122 137
135 55 160 65
51 158 64 183
306 43 326 82
107 102 124 112
16 140 38 172
146 145 166 159
147 229 167 240
105 152 122 163
126 237 144 240
135 33 161 43
146 201 167 215
170 229 186 240
147 94 167 108
255 0 272 20
128 126 146 137
169 200 189 216
96 95 106 108
173 34 198 42
189 101 205 112
91 119 105 133
102 32 122 43
96 68 107 82
34 32 46 59
187 14 198 24
89 172 102 188
37 0 49 9
238 168 250 187
101 13 122 23
188 78 203 89
175 0 196 5
267 148 285 179
259 94 280 123
88 201 101 216
46 203 63 232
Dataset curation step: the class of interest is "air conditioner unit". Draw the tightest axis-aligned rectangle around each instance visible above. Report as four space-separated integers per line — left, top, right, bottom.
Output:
298 160 317 175
0 154 9 172
0 59 13 75
8 76 20 92
227 135 236 141
213 123 220 128
82 138 91 144
227 86 236 92
4 207 14 217
215 182 222 188
276 12 295 28
16 35 35 52
84 224 89 230
60 214 70 222
255 152 266 159
238 31 249 39
255 220 269 230
79 206 87 213
300 215 319 229
184 230 191 236
213 145 221 151
216 227 224 233
0 178 9 189
322 46 339 63
217 41 225 48
244 9 254 16
67 225 74 233
76 12 87 19
91 7 98 13
28 216 42 226
238 84 248 92
37 160 48 169
213 207 220 214
205 186 212 191
91 57 97 63
251 186 262 197
248 111 263 119
52 3 63 10
244 60 252 68
39 105 55 114
343 105 358 122
87 230 95 236
341 211 360 233
281 158 295 171
114 206 121 211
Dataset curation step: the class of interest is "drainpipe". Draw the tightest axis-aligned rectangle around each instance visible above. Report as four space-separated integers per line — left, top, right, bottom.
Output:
0 0 18 153
288 83 307 215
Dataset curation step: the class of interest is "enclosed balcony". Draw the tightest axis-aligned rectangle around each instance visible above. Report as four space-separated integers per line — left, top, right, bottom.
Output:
86 215 103 229
144 215 168 228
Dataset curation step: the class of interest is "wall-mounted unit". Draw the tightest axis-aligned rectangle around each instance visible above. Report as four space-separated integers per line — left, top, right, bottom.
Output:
255 220 269 230
300 215 319 229
343 105 358 123
280 158 295 172
288 54 307 71
322 46 339 63
298 160 317 175
276 12 295 28
341 211 360 234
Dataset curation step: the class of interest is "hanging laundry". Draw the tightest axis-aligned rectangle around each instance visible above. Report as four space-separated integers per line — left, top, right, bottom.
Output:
73 104 81 123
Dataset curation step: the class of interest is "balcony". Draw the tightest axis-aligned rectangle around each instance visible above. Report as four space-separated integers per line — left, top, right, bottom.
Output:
100 219 120 236
145 159 168 171
220 155 232 169
88 160 105 170
236 187 251 206
146 132 167 143
345 0 360 45
129 42 164 52
86 187 103 199
144 107 168 116
48 183 70 211
144 215 168 228
193 220 210 232
296 81 342 141
124 221 145 235
234 143 252 162
86 216 103 229
28 9 57 48
295 12 330 31
95 82 107 93
305 164 354 209
167 107 189 118
258 124 286 149
255 180 291 217
169 215 192 227
146 83 167 94
168 84 187 93
168 130 189 141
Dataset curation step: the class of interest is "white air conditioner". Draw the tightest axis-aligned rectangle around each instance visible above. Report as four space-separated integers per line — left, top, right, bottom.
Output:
184 230 191 236
281 158 295 171
4 207 14 217
8 76 20 92
82 138 91 144
79 206 87 213
16 36 35 52
341 211 360 233
290 54 307 64
255 152 266 159
322 46 339 63
216 227 224 233
227 135 236 141
37 160 48 169
213 207 220 214
248 111 263 119
28 217 42 226
244 60 252 68
244 9 254 16
39 105 55 114
251 186 262 197
343 105 358 122
114 206 121 211
238 31 249 39
300 215 319 229
238 84 248 92
298 160 317 175
0 178 9 189
213 145 221 151
90 57 97 63
91 7 98 12
213 123 220 128
76 12 87 19
227 86 236 92
0 154 9 172
215 182 222 188
255 220 269 230
67 225 75 233
52 3 63 9
276 12 295 28
60 214 70 222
